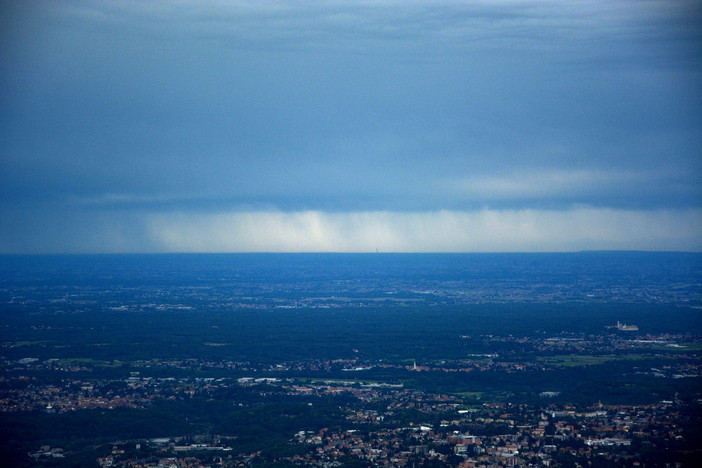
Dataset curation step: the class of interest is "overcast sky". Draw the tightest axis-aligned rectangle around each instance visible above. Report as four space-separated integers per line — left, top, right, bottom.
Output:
1 0 701 253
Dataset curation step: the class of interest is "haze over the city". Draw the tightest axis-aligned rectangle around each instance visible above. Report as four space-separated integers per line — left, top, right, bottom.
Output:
1 0 700 253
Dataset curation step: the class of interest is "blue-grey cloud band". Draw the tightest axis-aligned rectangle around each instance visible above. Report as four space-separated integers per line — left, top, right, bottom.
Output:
1 0 700 252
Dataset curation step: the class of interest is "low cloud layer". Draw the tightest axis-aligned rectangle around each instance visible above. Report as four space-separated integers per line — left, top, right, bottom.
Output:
147 209 702 253
0 206 699 254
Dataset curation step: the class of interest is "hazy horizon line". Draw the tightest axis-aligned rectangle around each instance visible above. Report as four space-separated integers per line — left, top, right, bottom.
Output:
1 250 700 257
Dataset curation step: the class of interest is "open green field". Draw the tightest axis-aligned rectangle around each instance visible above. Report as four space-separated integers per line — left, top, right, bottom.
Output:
537 354 647 367
454 391 486 399
4 341 50 347
56 357 122 367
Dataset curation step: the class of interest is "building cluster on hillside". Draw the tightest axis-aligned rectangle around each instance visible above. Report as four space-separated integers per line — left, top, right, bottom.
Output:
85 395 692 468
287 399 690 467
7 371 695 467
2 326 699 466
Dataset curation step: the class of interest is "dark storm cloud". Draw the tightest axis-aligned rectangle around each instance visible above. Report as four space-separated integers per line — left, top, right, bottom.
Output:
1 0 700 252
